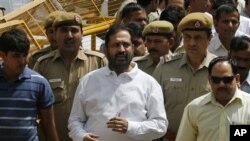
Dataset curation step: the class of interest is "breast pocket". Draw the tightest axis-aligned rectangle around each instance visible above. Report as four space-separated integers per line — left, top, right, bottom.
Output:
50 81 67 104
163 80 186 105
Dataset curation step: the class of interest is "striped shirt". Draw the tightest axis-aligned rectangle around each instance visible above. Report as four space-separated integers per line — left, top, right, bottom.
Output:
0 66 54 141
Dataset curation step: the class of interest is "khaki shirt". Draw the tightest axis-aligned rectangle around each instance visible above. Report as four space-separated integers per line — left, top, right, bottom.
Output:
133 54 156 75
176 88 250 141
34 49 107 141
28 46 53 69
174 44 185 54
153 52 216 134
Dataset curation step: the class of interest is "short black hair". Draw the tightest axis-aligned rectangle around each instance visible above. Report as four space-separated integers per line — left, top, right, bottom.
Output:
213 4 239 21
208 56 238 75
212 0 236 10
184 0 191 9
0 28 30 54
124 22 143 39
137 0 152 7
160 6 186 25
230 35 250 53
121 2 144 19
105 24 134 48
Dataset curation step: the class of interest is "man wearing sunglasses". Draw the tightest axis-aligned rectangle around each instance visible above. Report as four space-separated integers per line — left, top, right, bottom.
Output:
176 56 250 141
229 35 250 93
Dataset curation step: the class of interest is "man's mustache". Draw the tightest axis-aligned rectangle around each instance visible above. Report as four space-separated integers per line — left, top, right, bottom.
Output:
64 38 74 44
148 49 158 53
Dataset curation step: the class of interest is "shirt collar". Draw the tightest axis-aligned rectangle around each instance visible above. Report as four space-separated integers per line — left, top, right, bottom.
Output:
0 66 30 80
179 51 215 68
201 88 244 106
213 35 227 52
243 71 250 85
52 48 88 62
145 54 155 68
104 62 139 79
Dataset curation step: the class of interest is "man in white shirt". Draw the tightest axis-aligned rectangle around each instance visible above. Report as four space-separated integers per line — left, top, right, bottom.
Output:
68 24 168 141
208 4 240 56
229 35 250 93
211 0 250 36
239 0 250 18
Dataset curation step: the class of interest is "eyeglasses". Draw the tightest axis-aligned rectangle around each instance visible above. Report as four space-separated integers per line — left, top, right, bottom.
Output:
210 76 235 84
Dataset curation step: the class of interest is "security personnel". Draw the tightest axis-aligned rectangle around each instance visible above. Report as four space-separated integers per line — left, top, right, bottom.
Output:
133 20 174 75
28 10 66 68
34 12 107 141
153 12 217 141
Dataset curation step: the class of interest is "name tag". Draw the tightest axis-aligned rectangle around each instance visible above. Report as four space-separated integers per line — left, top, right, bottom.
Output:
49 78 62 83
170 78 182 82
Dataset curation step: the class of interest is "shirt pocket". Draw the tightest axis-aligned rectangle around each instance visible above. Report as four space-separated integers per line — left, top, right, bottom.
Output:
50 81 67 104
199 81 211 96
163 80 186 105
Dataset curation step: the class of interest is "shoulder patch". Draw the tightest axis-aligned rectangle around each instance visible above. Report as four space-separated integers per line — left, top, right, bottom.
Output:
133 54 149 62
36 50 57 62
163 53 183 64
31 46 51 56
84 49 105 58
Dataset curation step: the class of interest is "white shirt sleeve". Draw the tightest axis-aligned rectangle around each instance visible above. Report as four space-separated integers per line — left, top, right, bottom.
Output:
68 78 89 141
126 79 168 140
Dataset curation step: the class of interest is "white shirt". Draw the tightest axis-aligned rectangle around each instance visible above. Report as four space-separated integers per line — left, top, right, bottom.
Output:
208 34 228 56
238 15 250 35
241 71 250 94
208 31 249 56
68 63 168 141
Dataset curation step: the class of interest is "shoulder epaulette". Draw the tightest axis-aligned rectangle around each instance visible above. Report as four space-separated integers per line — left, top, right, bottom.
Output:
36 50 57 62
31 47 51 56
133 54 149 62
163 53 183 64
83 49 106 58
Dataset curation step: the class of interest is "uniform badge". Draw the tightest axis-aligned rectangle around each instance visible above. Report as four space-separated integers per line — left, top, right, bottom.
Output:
74 15 81 23
152 27 159 33
194 21 201 28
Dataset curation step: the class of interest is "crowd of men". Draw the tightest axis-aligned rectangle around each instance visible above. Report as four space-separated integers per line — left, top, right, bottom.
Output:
0 0 250 141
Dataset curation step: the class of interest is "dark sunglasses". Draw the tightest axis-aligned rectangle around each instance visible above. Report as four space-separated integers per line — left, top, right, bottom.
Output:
210 76 235 84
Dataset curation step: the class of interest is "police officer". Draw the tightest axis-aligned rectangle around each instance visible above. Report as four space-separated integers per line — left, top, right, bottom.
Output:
28 10 66 68
153 12 217 141
34 12 107 141
134 20 174 75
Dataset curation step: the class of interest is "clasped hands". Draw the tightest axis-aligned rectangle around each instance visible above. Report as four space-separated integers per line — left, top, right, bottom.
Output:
83 116 128 141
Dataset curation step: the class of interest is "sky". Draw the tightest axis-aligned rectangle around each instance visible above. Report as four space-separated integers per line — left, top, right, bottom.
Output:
0 0 32 14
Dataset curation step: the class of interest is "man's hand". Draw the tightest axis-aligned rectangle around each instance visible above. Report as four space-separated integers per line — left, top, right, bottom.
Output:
164 130 176 141
83 133 99 141
106 116 128 134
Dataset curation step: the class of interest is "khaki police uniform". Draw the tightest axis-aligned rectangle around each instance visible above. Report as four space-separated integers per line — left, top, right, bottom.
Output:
133 54 156 75
28 11 66 69
153 52 216 133
153 12 215 135
34 49 107 141
34 12 107 141
28 46 52 68
135 20 174 75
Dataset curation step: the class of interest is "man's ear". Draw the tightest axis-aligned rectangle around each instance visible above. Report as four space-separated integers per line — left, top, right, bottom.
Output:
235 73 240 85
186 5 191 14
0 51 5 58
168 37 175 49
